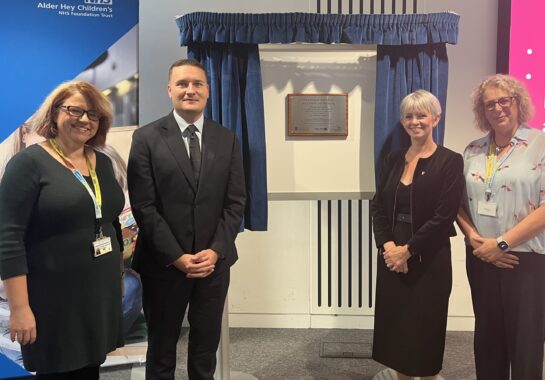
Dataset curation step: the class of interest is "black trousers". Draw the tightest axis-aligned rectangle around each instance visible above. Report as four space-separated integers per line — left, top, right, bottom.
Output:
34 365 99 380
142 269 230 380
466 246 545 380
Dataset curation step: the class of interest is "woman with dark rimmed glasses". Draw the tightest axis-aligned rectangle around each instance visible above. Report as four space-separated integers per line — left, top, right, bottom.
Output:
458 74 545 380
0 81 124 379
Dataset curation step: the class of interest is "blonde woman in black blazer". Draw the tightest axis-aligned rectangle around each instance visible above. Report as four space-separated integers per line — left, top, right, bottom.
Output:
372 90 464 380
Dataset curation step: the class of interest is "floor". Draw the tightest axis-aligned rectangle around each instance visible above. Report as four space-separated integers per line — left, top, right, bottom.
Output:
100 328 480 380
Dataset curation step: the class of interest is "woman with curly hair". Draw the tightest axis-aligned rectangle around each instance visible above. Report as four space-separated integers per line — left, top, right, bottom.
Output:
458 74 545 380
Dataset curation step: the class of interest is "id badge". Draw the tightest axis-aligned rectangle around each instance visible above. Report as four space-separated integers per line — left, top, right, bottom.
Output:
93 236 113 257
477 200 497 217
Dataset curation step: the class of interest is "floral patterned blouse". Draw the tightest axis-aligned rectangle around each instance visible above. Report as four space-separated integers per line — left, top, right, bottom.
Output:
463 125 545 254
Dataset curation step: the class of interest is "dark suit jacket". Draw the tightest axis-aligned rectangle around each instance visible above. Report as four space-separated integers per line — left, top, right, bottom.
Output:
127 112 246 279
372 145 464 256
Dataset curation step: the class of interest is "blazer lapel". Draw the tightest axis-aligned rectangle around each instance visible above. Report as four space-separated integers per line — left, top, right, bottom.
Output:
197 119 217 191
160 113 198 192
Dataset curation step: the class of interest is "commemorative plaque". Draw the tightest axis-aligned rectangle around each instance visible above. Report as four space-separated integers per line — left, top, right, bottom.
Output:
287 94 348 136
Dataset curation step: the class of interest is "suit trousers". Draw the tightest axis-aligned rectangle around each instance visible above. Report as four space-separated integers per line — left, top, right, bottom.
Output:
466 246 545 380
142 269 230 380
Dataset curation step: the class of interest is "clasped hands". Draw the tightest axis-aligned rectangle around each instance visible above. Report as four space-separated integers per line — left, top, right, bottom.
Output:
173 249 219 278
468 232 519 269
383 243 410 274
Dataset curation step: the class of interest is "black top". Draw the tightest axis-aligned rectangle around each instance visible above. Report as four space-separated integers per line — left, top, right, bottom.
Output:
0 145 124 373
395 182 412 215
372 145 465 256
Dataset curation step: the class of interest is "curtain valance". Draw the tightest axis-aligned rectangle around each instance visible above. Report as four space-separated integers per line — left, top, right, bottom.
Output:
176 12 459 46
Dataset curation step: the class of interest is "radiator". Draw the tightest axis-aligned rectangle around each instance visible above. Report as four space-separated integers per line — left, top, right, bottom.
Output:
311 200 378 315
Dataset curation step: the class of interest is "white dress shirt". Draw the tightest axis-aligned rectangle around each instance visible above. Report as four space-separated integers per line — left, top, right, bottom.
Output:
172 110 203 154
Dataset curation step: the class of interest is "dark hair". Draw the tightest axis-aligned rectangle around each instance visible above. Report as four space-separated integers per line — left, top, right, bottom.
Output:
168 58 207 81
32 81 112 147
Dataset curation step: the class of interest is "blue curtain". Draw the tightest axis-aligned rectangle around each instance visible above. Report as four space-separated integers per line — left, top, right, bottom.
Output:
188 42 268 231
374 43 449 183
176 12 460 230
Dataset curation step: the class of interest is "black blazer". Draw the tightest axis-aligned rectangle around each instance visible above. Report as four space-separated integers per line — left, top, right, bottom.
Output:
127 113 246 279
372 145 464 256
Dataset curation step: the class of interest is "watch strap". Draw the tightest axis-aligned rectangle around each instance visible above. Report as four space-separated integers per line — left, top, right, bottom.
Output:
496 236 509 252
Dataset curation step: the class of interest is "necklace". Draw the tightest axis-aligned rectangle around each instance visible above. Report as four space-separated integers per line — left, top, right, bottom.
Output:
494 139 511 153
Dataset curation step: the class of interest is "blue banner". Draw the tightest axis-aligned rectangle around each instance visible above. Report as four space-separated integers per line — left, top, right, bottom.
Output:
0 0 138 141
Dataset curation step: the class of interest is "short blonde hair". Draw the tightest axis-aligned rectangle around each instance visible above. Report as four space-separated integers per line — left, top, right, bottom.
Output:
472 74 534 132
400 89 442 119
32 81 112 147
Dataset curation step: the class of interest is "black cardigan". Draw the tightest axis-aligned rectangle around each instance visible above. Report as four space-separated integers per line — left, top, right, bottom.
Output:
372 145 464 256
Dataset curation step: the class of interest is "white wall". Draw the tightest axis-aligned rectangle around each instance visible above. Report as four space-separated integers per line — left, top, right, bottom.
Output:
139 0 499 330
261 44 376 195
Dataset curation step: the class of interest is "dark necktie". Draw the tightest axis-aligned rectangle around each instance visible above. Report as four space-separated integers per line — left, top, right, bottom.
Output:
183 124 201 182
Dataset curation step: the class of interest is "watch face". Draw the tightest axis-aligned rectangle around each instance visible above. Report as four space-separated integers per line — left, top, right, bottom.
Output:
498 241 509 251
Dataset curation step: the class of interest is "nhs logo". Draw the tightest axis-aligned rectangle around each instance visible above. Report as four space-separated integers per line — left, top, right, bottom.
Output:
84 0 113 4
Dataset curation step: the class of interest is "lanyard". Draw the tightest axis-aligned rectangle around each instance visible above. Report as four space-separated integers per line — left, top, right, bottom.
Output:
484 139 515 201
49 139 102 221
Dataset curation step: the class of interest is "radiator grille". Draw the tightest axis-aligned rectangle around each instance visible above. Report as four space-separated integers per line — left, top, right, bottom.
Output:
311 200 377 315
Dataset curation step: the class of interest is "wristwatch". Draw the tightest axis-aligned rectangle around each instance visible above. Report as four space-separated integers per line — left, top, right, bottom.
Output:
496 236 510 252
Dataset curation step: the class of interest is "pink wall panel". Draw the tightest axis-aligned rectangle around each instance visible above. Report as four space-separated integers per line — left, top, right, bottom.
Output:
509 1 545 130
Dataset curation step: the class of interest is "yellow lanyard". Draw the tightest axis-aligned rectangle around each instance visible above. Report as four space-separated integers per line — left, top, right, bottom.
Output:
49 139 102 219
484 140 514 201
485 142 497 183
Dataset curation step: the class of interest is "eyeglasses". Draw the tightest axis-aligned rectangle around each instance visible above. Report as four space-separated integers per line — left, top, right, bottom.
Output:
484 96 515 112
57 105 100 121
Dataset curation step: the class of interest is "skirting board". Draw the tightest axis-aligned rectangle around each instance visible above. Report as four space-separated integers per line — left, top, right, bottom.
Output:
228 313 476 331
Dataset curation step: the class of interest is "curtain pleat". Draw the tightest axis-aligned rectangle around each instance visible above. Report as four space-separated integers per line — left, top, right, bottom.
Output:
188 42 268 231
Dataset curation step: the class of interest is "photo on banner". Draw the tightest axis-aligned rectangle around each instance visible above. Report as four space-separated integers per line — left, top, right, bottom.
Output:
0 0 143 371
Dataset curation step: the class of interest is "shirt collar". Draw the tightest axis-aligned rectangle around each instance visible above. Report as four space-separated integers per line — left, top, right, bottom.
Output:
513 124 530 142
488 124 530 147
172 110 204 134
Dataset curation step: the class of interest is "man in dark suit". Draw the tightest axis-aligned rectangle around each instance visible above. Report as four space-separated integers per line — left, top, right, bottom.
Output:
127 58 246 380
